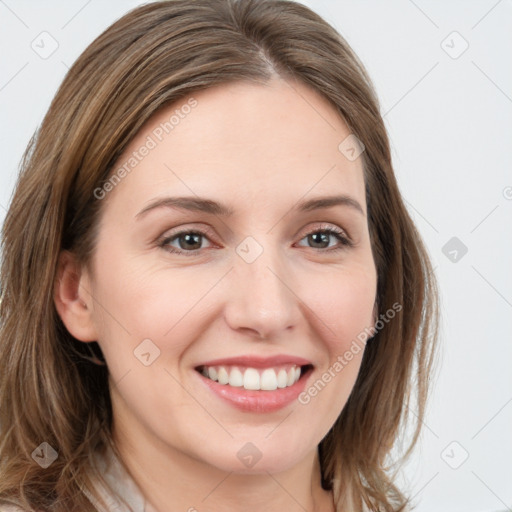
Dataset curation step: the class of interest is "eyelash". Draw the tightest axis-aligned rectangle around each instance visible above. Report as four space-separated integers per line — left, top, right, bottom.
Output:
158 224 354 257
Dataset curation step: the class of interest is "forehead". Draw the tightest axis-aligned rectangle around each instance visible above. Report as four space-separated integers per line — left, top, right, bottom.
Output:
104 78 366 214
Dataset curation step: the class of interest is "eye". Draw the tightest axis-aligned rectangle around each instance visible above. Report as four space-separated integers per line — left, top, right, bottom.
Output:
158 228 214 257
296 224 353 252
158 223 353 257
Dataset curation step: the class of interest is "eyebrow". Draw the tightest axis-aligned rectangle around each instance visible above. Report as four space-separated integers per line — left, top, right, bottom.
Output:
135 194 365 219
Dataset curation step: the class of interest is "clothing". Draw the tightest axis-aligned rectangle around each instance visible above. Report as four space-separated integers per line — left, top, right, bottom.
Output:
0 447 148 512
2 449 347 511
86 446 148 512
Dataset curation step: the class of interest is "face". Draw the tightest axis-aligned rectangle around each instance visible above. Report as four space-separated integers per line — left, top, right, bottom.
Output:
78 78 377 474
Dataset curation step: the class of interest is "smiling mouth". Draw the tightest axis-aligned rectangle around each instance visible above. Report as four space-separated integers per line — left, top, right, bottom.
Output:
195 364 314 391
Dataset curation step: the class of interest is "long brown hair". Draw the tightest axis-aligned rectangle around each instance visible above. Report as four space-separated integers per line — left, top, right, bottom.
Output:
0 1 440 510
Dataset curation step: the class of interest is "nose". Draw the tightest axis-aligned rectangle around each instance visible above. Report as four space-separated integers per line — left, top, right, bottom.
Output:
223 240 302 340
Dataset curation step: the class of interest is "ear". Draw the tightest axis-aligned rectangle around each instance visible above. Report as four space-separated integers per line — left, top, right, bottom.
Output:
54 250 98 342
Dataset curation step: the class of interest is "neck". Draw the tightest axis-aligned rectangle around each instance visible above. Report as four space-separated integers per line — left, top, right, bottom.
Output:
111 414 334 512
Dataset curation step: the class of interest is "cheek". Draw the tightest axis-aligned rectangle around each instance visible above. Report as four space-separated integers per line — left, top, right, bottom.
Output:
89 250 218 363
305 263 377 353
336 277 375 342
292 266 376 438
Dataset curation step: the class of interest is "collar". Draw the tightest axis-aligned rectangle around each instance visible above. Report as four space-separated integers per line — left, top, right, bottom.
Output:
86 445 147 512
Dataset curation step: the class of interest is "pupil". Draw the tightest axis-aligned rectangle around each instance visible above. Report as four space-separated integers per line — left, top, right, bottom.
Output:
310 232 328 248
181 233 201 249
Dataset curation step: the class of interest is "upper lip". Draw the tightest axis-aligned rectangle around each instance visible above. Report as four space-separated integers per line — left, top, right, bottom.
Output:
195 354 313 369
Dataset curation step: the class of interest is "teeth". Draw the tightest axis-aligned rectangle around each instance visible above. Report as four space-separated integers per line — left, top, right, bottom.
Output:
260 369 278 390
218 367 229 385
200 364 304 391
244 368 260 390
277 369 288 388
228 367 243 387
286 368 295 386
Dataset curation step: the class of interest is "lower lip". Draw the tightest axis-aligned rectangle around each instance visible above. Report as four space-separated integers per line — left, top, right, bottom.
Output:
196 367 313 413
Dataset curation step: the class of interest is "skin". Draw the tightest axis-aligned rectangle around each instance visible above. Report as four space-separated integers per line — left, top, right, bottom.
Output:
55 77 378 512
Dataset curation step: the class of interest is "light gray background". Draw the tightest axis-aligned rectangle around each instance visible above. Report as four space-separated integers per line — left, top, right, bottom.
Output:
1 1 511 511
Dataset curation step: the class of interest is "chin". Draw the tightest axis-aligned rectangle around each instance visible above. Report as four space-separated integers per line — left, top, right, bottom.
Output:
197 433 317 475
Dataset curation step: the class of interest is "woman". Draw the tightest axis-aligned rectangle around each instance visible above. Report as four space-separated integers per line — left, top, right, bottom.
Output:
0 0 439 510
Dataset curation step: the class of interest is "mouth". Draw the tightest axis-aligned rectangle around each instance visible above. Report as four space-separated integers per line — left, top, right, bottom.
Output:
193 355 314 412
195 363 314 391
